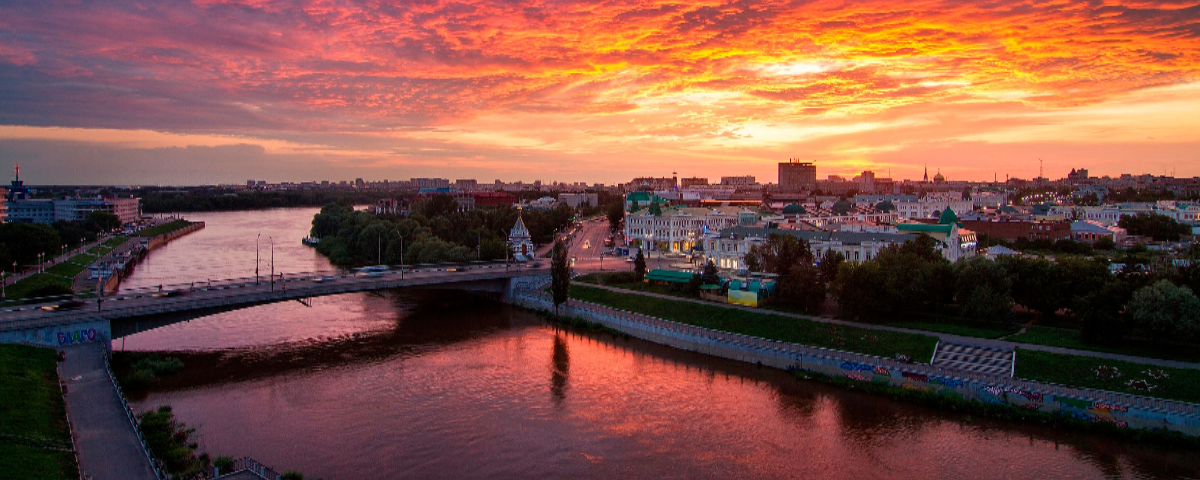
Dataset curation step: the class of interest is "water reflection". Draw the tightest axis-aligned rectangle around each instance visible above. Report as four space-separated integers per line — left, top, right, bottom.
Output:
119 209 1200 480
550 333 570 406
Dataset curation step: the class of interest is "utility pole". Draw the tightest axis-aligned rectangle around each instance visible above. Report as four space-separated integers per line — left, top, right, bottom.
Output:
377 233 381 265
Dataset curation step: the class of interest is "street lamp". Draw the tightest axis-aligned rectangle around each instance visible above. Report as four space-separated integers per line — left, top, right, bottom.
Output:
256 234 261 285
269 236 274 291
394 229 405 279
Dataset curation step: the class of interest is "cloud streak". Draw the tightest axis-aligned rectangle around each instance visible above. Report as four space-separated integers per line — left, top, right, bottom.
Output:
0 0 1198 183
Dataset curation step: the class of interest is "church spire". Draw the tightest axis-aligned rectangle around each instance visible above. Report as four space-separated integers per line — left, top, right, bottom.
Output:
923 164 928 182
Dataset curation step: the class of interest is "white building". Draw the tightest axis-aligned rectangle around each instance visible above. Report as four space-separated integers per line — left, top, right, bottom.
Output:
508 211 535 261
6 196 141 225
894 196 974 220
625 206 755 253
703 227 926 270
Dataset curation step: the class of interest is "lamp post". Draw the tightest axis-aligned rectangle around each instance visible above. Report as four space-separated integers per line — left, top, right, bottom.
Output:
395 229 404 279
256 234 261 285
377 232 381 266
269 236 274 291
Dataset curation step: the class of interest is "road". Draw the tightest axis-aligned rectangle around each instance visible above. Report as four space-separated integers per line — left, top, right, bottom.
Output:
0 262 549 330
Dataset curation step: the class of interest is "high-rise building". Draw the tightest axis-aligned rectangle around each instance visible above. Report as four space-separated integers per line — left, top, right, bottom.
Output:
779 159 816 192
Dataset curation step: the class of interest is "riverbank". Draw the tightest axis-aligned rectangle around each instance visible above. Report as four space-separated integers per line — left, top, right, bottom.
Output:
0 344 79 480
507 288 1200 439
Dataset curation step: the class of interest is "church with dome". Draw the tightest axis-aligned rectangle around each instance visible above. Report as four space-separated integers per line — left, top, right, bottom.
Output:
508 209 535 261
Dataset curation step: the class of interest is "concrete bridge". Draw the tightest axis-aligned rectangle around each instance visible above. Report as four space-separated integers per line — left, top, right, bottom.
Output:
0 263 550 347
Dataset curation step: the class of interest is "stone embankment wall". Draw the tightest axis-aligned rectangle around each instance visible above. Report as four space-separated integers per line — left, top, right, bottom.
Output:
507 290 1200 437
106 222 206 293
142 222 205 251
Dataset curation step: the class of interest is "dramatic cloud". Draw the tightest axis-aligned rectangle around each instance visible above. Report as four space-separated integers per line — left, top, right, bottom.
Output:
0 0 1198 184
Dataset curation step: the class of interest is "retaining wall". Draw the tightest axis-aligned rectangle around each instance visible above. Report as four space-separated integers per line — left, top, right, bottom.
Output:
508 292 1200 437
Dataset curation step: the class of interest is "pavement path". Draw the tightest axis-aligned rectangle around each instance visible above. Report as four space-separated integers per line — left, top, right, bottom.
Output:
60 342 158 480
578 282 1200 371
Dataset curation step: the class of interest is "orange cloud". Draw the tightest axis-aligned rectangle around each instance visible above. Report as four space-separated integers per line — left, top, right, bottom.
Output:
0 0 1198 183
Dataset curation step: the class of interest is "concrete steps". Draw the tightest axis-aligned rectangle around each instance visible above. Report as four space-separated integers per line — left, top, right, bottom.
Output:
933 342 1014 377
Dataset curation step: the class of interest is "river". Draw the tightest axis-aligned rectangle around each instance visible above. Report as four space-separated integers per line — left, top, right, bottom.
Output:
118 208 1200 480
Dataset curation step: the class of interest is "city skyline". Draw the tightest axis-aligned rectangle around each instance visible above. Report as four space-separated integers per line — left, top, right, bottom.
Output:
1 0 1198 185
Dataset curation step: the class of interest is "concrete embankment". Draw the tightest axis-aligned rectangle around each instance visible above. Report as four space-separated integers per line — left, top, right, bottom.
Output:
106 222 206 293
506 289 1200 437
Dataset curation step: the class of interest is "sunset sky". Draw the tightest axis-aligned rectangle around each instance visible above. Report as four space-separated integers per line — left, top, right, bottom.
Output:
1 0 1198 185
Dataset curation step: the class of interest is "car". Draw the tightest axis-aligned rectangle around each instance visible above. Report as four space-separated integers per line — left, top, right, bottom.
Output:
446 268 460 272
40 300 87 312
355 270 386 277
151 290 188 298
312 275 336 283
582 240 590 249
527 262 543 268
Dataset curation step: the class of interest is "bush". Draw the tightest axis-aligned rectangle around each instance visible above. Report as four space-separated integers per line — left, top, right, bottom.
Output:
214 456 235 473
1127 280 1200 343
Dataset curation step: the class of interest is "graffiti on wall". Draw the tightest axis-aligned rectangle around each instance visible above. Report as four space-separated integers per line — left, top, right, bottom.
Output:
57 328 99 345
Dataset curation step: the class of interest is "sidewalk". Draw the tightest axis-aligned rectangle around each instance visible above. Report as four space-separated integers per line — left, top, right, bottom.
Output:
580 282 1200 371
60 343 158 480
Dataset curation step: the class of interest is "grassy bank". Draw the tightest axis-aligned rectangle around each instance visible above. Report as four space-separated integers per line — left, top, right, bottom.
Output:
44 255 98 279
0 345 78 480
570 284 939 361
1009 326 1200 364
1015 349 1200 404
5 274 74 300
135 220 194 238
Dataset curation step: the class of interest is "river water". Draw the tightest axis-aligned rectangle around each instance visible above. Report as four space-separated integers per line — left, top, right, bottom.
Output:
119 208 1199 480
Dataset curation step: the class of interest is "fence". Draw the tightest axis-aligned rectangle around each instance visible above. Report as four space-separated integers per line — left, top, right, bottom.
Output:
215 457 282 479
510 292 1200 434
101 349 168 480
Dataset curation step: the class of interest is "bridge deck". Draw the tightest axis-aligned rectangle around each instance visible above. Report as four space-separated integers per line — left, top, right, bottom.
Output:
0 264 549 333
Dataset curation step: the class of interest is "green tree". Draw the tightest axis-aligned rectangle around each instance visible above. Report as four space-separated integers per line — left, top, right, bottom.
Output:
83 211 122 232
817 249 844 284
628 200 641 213
634 248 647 281
701 259 721 284
1094 236 1115 250
551 239 570 316
778 262 825 314
606 201 624 233
744 245 762 273
997 256 1056 316
953 257 1013 323
1127 280 1200 343
648 202 663 216
1077 280 1132 344
1118 212 1190 241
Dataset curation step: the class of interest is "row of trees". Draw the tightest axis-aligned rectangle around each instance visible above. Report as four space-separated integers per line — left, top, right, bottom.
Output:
309 197 576 266
833 234 1200 344
740 233 844 314
1118 212 1192 242
0 211 122 272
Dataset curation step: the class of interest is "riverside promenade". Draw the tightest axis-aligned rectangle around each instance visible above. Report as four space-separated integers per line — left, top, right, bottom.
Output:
60 343 158 480
579 282 1200 371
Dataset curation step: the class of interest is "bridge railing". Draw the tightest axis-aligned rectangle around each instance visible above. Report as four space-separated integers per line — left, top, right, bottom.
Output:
4 260 533 309
0 267 546 331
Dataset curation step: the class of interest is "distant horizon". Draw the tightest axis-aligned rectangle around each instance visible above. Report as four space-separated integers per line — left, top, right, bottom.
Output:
1 1 1197 185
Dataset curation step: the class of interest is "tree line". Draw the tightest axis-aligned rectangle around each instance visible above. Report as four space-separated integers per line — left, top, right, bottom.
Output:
309 196 576 266
0 211 122 272
834 236 1200 345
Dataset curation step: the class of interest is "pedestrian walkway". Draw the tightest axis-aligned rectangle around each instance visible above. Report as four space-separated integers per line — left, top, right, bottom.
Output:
580 282 1200 370
59 342 158 480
